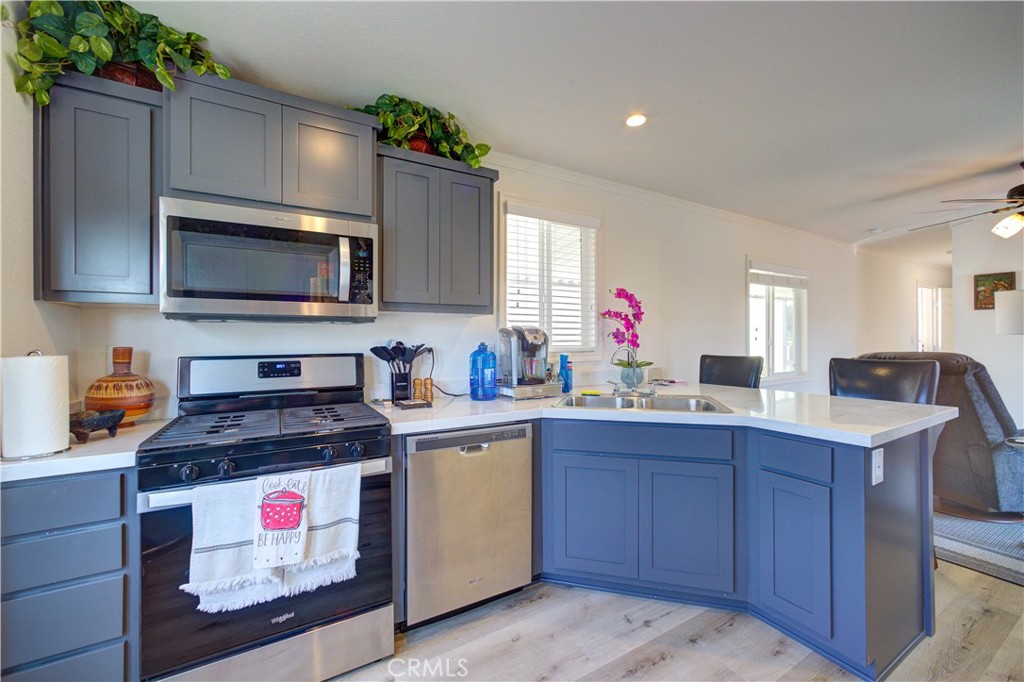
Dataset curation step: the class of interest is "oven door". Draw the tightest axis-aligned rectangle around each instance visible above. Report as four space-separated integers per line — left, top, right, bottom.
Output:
138 459 391 681
159 196 377 322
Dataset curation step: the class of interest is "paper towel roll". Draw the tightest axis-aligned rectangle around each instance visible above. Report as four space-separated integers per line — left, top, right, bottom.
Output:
2 355 70 459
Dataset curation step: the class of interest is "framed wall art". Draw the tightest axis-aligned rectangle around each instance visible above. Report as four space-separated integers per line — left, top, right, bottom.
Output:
973 271 1016 310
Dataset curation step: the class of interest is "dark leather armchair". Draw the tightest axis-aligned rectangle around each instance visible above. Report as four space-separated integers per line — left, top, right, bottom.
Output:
858 352 1023 515
829 358 940 404
699 355 764 388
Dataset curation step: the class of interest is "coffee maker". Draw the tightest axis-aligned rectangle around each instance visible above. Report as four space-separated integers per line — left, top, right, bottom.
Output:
497 326 564 399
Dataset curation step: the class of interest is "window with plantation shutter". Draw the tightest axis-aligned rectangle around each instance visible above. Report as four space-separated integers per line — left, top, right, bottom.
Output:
503 202 598 353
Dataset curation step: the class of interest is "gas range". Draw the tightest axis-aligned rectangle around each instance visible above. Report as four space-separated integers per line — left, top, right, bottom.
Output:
136 353 394 681
136 353 390 492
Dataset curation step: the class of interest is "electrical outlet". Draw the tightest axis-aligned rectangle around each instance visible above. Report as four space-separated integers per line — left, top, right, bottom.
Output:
871 448 884 485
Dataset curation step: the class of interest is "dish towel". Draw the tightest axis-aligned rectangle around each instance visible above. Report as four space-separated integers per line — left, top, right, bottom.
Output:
180 463 362 613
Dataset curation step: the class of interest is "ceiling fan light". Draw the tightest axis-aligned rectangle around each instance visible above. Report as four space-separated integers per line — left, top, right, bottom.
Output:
992 212 1024 239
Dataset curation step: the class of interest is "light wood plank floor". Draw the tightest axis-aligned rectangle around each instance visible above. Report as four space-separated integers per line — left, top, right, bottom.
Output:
339 561 1022 681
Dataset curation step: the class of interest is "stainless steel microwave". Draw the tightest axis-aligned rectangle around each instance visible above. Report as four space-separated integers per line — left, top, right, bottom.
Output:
159 197 377 322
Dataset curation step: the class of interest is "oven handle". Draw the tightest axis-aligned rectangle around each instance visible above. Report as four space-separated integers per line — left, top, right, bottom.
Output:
137 458 391 513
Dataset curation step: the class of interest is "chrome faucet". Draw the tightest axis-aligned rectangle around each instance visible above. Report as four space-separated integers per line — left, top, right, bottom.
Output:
606 379 657 397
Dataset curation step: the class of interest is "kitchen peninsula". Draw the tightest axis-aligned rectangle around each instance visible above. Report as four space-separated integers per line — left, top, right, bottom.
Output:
385 383 957 681
1 384 957 681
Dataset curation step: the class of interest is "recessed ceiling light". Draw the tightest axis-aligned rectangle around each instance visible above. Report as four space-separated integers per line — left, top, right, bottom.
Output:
867 228 883 235
625 113 647 128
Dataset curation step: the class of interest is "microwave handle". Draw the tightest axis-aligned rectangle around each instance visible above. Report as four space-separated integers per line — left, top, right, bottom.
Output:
338 237 351 302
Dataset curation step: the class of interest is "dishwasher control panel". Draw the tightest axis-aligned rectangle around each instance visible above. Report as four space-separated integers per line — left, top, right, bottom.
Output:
409 424 530 452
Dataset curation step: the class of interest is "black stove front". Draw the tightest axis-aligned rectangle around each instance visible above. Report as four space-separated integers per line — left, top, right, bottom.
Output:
137 401 390 492
136 353 393 680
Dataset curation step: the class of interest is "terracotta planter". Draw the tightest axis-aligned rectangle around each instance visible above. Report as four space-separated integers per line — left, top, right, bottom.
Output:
84 347 155 427
96 62 162 92
407 133 435 155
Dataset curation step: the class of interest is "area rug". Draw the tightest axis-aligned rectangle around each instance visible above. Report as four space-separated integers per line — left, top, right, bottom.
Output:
934 512 1024 585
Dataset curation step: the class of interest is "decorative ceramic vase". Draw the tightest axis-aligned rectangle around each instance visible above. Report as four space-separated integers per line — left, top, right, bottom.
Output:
84 347 155 427
621 365 644 389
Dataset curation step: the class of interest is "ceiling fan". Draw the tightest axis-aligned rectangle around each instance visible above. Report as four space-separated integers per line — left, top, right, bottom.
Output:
909 162 1024 237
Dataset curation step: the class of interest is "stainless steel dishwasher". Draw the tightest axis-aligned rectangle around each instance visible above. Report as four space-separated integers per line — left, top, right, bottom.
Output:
405 423 532 625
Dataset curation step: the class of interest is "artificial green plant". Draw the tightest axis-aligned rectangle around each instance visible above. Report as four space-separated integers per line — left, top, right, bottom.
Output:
350 94 491 168
4 0 230 106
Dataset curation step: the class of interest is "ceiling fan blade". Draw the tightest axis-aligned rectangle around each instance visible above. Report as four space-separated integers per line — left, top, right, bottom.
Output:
907 205 1019 232
912 207 964 215
940 198 1024 203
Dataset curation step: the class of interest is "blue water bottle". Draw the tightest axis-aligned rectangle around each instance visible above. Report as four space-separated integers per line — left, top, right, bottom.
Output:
470 343 497 401
559 354 572 393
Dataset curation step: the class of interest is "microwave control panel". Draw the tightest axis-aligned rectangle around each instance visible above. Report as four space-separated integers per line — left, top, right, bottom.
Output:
350 238 373 304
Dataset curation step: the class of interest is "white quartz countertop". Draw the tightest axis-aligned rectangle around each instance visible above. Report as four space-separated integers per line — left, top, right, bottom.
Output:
0 420 168 484
378 384 958 447
1 385 957 483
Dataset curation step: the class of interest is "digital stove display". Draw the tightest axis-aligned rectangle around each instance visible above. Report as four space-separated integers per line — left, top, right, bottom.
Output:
258 360 302 378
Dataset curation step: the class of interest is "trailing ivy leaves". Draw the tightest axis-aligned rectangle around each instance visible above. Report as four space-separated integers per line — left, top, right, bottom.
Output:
5 0 231 107
67 49 96 74
73 11 107 37
349 94 491 169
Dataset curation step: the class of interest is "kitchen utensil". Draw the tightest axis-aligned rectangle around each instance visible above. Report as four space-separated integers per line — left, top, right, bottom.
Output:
370 346 397 372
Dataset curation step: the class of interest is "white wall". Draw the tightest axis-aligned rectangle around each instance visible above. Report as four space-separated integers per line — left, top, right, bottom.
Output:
855 248 952 354
951 218 1023 424
1 6 81 390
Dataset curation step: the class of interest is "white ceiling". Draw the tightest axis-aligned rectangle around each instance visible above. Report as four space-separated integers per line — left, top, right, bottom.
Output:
145 1 1024 263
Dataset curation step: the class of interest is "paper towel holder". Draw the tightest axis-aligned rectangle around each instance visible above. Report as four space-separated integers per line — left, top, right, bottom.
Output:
1 350 72 459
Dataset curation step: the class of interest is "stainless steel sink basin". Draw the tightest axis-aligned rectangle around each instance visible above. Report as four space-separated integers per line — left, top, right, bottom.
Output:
553 393 732 413
555 395 640 409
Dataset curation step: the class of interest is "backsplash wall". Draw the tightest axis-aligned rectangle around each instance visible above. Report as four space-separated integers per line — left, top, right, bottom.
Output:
74 153 866 416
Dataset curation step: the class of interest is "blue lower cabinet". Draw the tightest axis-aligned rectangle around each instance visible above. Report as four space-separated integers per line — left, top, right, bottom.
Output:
639 460 734 592
551 453 639 578
756 470 833 639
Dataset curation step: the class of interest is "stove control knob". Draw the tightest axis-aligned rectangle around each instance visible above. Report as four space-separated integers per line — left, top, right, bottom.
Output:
349 442 366 458
180 464 200 482
218 460 236 477
323 445 339 461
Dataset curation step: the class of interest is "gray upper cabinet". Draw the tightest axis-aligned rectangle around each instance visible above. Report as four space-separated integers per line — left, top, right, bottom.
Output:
168 79 283 203
39 75 161 303
382 157 441 305
166 75 377 219
282 108 373 215
440 171 492 307
379 145 498 313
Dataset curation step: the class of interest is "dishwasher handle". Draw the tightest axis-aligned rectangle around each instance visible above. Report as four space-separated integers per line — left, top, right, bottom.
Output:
458 442 491 456
408 423 532 454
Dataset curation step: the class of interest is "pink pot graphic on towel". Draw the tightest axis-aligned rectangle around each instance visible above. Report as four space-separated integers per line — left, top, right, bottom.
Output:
260 489 305 530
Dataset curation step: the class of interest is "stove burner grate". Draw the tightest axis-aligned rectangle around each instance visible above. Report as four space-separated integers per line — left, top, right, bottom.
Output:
281 403 385 435
143 409 281 448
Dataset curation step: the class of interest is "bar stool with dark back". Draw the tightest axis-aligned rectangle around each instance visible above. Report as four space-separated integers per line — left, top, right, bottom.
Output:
828 357 941 405
699 355 764 388
829 356 944 568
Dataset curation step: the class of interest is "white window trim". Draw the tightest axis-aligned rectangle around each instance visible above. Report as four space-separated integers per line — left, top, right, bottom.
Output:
747 256 809 385
499 193 604 363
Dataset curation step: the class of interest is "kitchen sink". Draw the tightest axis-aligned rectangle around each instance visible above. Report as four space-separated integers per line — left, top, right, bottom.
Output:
553 393 732 413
